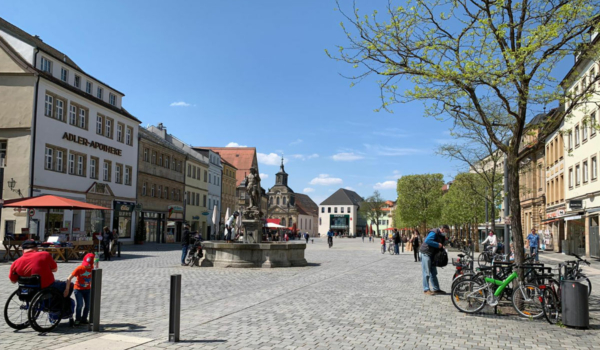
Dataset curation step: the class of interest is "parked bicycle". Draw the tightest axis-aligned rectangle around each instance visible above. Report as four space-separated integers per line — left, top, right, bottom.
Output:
477 243 506 267
185 235 203 267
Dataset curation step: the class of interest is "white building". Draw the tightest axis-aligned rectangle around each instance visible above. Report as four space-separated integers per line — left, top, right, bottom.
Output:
318 188 363 237
195 149 222 238
0 18 139 241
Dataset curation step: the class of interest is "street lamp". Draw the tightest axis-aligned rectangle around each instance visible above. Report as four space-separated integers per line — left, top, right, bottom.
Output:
286 201 290 242
7 178 22 197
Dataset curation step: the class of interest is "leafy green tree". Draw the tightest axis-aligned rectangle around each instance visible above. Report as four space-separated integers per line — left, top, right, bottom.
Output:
360 190 386 236
330 0 598 266
442 173 490 241
396 174 444 232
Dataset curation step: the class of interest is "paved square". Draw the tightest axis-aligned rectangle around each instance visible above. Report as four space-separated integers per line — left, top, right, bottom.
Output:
1 238 599 349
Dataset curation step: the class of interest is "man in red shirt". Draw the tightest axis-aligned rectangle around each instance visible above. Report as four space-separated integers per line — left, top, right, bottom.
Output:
9 240 63 291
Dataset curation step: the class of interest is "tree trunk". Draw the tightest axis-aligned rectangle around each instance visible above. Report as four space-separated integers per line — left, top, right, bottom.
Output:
490 189 496 233
507 153 525 272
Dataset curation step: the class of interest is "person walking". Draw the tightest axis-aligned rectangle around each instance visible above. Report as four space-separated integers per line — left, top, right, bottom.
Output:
224 211 239 243
110 228 119 257
181 224 191 266
420 225 448 295
527 228 540 261
101 226 113 261
411 230 421 262
362 231 365 243
393 229 400 255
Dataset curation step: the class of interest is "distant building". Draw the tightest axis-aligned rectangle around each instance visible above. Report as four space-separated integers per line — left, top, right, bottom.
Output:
194 149 223 239
318 188 364 236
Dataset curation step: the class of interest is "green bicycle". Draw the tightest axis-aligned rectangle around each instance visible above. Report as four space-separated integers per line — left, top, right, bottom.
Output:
451 265 544 318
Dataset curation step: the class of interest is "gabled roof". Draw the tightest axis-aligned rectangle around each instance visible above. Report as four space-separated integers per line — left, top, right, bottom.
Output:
295 193 318 216
197 147 257 186
320 189 363 206
139 128 188 157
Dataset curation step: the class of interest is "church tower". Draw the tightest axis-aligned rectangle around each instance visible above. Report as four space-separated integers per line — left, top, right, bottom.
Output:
275 156 288 186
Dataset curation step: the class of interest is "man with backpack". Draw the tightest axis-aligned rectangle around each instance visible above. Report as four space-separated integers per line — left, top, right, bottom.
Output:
393 229 400 255
419 225 449 295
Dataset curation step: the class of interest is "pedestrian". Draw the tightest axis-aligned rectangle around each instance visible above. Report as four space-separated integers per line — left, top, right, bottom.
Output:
101 226 113 261
393 229 400 255
64 253 94 325
285 232 289 241
181 224 191 266
381 236 386 252
305 232 309 243
526 228 540 262
411 229 421 262
225 211 239 243
406 232 413 252
110 228 119 257
420 225 448 295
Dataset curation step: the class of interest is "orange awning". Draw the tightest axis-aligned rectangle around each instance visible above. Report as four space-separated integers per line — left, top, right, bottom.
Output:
3 195 110 210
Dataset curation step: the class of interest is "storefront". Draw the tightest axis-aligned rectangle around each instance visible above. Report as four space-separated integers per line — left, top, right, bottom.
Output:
330 214 349 235
542 206 566 252
141 211 166 243
167 205 184 243
113 201 135 239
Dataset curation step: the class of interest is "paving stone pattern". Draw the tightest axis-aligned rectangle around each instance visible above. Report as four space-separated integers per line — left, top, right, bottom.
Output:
1 238 600 349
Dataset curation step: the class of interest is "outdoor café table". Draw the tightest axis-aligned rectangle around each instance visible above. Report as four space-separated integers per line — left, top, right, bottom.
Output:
67 241 94 259
39 246 73 263
2 239 25 261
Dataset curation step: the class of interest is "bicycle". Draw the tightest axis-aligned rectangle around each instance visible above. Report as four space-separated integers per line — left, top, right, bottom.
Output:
565 254 592 296
477 243 506 267
451 264 544 318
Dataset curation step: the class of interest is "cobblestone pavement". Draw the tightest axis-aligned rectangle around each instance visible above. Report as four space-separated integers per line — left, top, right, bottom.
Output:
1 238 600 350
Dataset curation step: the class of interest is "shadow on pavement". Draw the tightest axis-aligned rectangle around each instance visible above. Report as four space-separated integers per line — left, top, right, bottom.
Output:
101 323 147 333
179 340 227 343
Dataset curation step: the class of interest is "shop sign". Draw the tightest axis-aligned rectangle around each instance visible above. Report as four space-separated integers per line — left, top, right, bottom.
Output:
192 215 200 220
546 209 565 219
168 205 184 220
565 215 582 221
135 203 143 212
62 132 122 156
202 211 210 216
114 201 135 212
569 200 583 210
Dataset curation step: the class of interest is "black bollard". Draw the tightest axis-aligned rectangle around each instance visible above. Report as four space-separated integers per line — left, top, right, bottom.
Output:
117 242 121 258
89 269 102 332
169 274 181 342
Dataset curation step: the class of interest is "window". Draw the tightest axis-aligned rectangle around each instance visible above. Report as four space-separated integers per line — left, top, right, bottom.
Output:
74 75 80 89
41 57 52 73
79 108 86 129
569 131 573 150
576 164 581 186
188 164 191 177
142 182 147 196
348 207 351 213
117 123 123 143
321 207 324 213
327 207 331 213
143 148 149 162
193 167 196 179
158 185 162 198
584 161 589 183
283 197 286 205
96 115 103 135
203 195 207 207
204 170 207 182
171 190 175 200
5 220 16 236
68 153 75 174
103 161 111 181
151 184 155 197
115 164 122 183
56 150 63 172
69 105 77 125
125 166 131 185
165 186 169 199
583 123 588 141
105 118 112 138
77 155 84 176
334 207 337 213
593 156 598 180
60 68 68 82
55 99 64 121
45 147 53 169
165 156 170 168
187 191 191 205
86 81 92 94
44 94 53 117
109 93 116 106
575 125 580 146
126 127 132 145
90 158 98 179
196 193 199 206
209 174 211 184
97 87 103 99
592 112 597 136
152 152 156 165
341 207 344 213
277 197 280 205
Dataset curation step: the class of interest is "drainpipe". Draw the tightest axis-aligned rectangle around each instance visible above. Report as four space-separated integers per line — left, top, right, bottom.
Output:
28 49 40 230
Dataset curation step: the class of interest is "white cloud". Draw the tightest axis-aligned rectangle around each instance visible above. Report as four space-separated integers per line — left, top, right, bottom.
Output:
226 142 248 147
307 154 319 159
310 174 343 186
364 144 427 156
257 153 286 166
170 101 191 107
289 139 303 146
332 152 364 162
373 181 397 190
260 173 269 179
387 170 402 180
345 186 355 191
303 187 315 193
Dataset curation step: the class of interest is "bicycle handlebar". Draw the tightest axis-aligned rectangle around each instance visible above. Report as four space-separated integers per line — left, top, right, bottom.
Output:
572 254 591 265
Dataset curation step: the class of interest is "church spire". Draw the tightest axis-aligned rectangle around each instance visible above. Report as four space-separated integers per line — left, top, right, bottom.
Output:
280 155 285 173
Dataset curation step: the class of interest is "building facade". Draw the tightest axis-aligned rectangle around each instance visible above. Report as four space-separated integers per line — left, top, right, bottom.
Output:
543 128 566 252
137 128 185 243
221 159 237 222
194 149 222 238
0 18 139 241
318 188 363 237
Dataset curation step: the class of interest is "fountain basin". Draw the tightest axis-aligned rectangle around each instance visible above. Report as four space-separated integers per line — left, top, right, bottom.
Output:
200 241 307 268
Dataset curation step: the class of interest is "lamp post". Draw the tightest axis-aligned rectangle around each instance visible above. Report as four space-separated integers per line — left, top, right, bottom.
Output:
286 202 290 242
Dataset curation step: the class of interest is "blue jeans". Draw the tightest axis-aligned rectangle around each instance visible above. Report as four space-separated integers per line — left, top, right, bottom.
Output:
74 289 90 321
181 245 189 264
530 246 539 261
394 243 399 254
421 253 440 292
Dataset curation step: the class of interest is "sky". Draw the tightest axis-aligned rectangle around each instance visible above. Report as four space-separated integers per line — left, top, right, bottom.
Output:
0 0 574 205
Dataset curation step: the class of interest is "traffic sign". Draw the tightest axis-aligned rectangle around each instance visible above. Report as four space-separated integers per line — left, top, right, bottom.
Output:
28 208 35 217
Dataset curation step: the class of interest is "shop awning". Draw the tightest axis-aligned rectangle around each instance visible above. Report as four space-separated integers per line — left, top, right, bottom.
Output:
3 195 110 210
266 218 281 225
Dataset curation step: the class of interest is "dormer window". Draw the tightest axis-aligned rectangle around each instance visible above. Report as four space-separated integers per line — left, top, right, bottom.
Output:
86 81 92 94
74 75 80 88
109 93 116 106
97 87 103 100
41 57 52 73
60 68 68 82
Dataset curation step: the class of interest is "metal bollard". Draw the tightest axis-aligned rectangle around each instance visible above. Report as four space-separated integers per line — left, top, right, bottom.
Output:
169 274 181 342
117 242 121 258
89 269 102 332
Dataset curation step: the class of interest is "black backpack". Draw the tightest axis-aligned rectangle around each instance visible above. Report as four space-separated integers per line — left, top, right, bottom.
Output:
433 249 448 267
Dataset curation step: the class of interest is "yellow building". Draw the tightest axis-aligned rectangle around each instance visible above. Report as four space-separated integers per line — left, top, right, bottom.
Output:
221 159 237 221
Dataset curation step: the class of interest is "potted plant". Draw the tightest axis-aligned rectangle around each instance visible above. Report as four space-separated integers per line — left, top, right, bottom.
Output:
134 221 145 245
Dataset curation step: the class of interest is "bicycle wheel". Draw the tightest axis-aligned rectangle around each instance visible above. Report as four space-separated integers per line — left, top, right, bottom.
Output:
28 289 63 333
4 290 30 330
477 253 490 267
451 280 487 313
388 245 394 255
512 284 544 319
542 288 560 324
185 252 193 266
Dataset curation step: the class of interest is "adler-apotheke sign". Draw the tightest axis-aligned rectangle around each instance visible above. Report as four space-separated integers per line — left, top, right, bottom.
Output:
62 132 122 156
